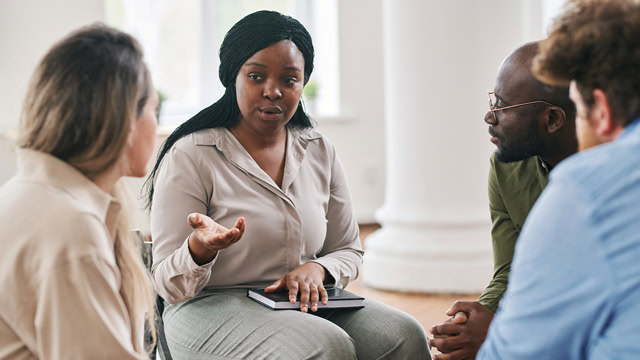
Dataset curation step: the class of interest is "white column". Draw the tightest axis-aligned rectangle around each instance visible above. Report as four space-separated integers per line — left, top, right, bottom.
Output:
363 0 529 293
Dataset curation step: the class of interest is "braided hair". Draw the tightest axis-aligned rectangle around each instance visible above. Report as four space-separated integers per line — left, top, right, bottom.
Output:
145 10 315 208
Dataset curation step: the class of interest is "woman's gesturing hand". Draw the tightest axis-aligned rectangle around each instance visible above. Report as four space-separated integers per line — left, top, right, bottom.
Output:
187 213 245 265
264 262 329 313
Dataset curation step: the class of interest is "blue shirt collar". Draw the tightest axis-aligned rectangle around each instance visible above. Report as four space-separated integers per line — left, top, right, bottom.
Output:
620 117 640 140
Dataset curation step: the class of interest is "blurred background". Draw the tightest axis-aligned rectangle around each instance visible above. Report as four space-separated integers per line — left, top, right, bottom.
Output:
0 0 567 301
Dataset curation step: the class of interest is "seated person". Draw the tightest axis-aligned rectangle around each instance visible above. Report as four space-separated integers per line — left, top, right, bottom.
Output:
0 25 158 359
429 41 577 359
147 10 430 360
478 0 640 358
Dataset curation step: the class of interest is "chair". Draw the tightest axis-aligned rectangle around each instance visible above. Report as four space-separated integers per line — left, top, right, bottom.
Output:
134 230 173 360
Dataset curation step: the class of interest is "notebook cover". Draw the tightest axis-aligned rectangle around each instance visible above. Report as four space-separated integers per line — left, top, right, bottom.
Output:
247 287 364 310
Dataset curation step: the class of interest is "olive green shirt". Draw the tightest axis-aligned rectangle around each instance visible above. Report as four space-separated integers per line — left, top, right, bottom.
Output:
477 154 549 312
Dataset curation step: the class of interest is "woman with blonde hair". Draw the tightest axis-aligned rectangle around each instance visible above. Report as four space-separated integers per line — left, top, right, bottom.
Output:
0 24 158 359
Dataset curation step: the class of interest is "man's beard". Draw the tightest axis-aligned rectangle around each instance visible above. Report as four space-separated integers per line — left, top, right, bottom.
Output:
494 132 544 163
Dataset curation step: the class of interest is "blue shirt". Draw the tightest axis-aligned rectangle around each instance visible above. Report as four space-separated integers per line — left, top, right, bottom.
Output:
478 119 640 359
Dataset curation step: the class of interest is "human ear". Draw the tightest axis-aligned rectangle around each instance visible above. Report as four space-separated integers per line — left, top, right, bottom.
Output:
545 106 566 134
591 89 615 137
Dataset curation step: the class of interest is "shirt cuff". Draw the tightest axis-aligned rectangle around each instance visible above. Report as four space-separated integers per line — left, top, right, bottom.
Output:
177 235 217 277
308 258 348 288
477 296 499 313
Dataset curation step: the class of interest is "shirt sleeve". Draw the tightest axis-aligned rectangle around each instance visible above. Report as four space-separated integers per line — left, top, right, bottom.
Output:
150 146 216 304
478 158 518 312
309 147 364 289
477 177 613 360
34 247 144 359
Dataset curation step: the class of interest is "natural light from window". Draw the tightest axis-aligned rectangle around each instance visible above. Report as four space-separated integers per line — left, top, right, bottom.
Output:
105 0 340 126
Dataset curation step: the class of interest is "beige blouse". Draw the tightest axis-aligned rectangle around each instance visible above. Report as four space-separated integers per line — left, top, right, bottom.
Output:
150 127 363 304
0 149 143 360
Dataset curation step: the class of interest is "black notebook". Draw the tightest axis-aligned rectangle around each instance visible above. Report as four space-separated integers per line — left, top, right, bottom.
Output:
247 287 365 310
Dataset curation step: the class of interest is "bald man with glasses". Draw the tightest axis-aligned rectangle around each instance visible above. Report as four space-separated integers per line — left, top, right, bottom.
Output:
428 42 578 360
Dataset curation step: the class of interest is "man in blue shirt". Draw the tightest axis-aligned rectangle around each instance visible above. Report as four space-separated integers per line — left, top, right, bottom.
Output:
477 0 640 359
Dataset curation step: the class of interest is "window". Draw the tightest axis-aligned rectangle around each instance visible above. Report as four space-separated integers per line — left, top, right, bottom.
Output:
105 0 340 125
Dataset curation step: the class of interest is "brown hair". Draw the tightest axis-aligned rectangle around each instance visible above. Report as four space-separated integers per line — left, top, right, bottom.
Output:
533 0 640 126
17 24 155 356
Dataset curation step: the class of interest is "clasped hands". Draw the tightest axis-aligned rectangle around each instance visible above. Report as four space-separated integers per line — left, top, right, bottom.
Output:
428 301 494 360
186 212 329 313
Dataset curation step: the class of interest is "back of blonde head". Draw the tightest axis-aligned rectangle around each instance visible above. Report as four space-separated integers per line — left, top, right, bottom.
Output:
18 24 155 357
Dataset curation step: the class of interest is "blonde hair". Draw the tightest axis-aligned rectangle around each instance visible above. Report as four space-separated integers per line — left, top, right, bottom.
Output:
17 24 155 356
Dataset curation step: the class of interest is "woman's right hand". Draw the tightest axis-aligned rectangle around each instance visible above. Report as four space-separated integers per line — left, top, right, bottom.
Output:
187 213 245 265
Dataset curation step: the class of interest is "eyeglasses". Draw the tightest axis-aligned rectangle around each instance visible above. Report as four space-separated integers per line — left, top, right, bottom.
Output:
487 91 559 123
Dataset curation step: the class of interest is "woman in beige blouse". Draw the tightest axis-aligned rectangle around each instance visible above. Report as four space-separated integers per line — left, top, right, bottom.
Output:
0 25 158 359
147 10 430 360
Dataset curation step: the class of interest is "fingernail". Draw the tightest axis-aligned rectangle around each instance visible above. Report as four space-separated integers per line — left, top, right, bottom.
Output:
302 306 307 312
312 305 317 311
189 214 198 223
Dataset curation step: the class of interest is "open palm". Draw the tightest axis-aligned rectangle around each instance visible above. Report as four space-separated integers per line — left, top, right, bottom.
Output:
188 213 245 253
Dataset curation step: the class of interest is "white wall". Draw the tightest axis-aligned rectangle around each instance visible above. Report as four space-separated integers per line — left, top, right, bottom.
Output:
0 0 105 133
315 0 387 222
0 0 108 213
